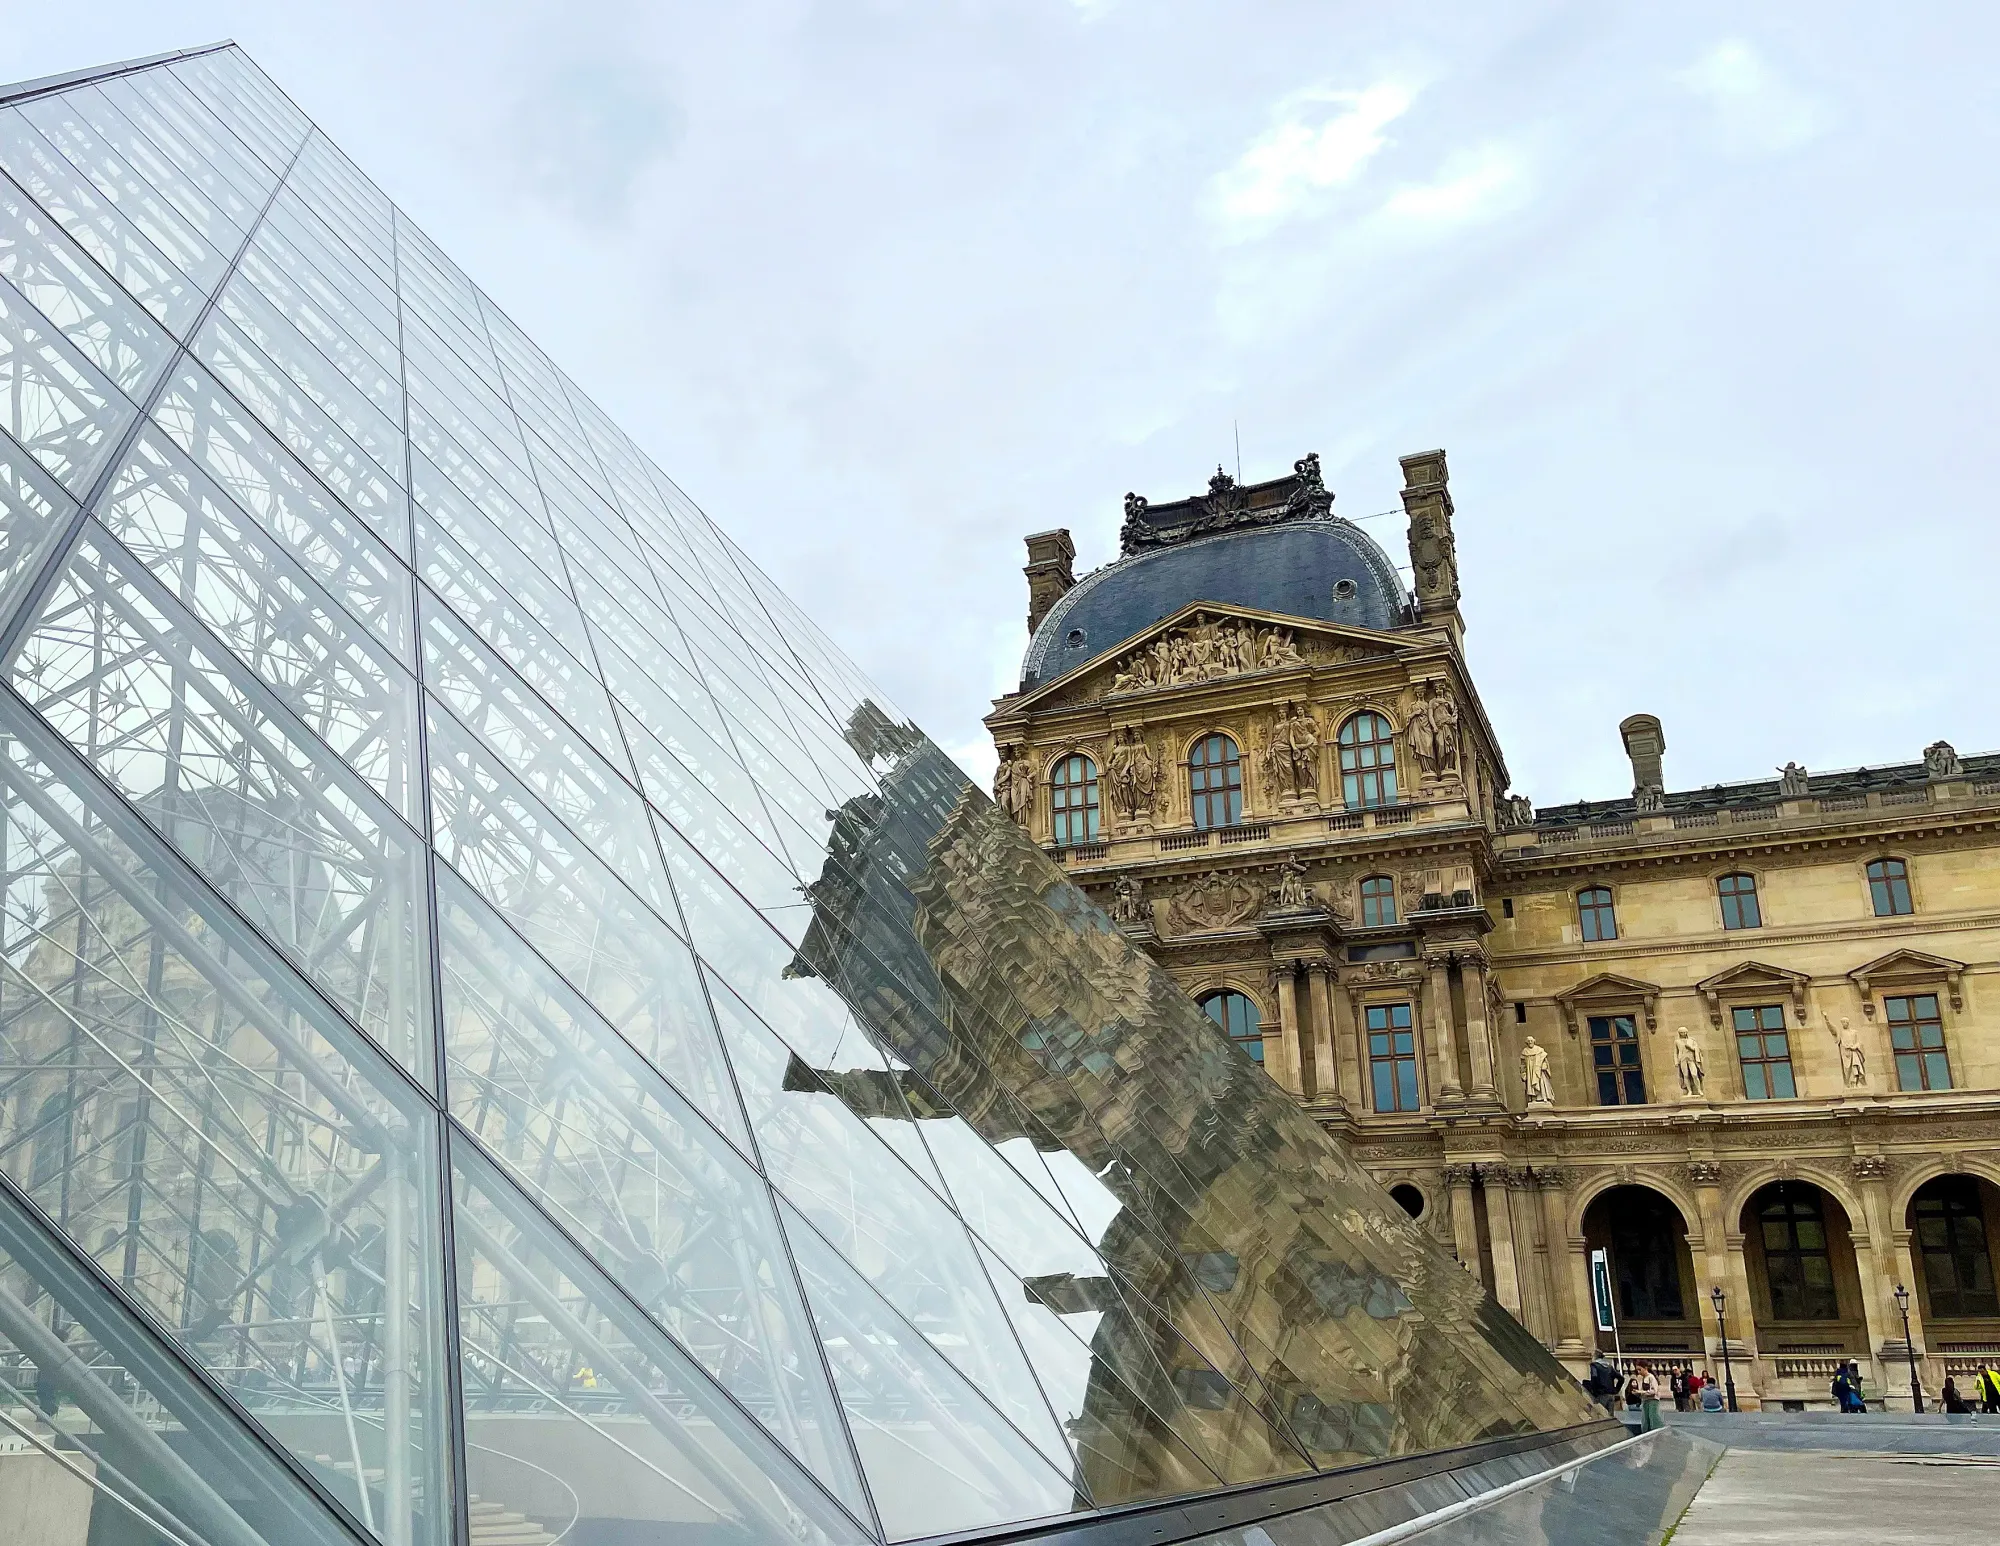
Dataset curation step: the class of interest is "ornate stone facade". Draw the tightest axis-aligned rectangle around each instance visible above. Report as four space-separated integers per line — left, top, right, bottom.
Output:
988 447 2000 1413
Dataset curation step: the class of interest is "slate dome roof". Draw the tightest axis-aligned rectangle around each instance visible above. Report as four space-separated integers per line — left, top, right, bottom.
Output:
1021 459 1410 689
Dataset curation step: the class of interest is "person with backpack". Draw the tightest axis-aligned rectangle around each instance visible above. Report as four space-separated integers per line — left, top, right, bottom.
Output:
1584 1356 1623 1417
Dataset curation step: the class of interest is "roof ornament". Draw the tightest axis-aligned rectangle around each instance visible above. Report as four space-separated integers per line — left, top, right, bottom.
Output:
1116 452 1332 556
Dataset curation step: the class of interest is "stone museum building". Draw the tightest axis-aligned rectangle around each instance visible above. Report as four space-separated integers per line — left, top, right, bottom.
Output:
0 41 1621 1546
988 450 2000 1410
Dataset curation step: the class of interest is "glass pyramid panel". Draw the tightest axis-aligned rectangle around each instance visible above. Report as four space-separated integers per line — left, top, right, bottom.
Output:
0 40 1598 1546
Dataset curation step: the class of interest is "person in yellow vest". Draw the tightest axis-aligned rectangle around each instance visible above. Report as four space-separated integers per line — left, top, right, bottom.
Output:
1980 1365 2000 1413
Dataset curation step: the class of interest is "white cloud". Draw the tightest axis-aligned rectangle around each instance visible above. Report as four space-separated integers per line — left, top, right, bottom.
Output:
1676 39 1829 153
1379 144 1525 223
1211 82 1415 236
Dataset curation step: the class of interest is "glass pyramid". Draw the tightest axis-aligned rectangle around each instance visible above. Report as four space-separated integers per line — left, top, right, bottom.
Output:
0 41 1596 1546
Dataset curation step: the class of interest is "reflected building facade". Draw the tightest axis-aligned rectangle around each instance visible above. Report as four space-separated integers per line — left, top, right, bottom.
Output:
0 43 1599 1546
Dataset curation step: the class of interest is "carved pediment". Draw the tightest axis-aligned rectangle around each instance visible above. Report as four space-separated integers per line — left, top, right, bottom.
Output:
1553 972 1662 1036
1695 960 1811 1027
1019 602 1411 712
1849 948 1965 1013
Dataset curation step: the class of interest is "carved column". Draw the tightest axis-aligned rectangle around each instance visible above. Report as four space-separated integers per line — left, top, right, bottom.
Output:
1537 1168 1584 1351
1483 1166 1524 1315
1442 1164 1481 1280
1689 1160 1762 1408
1424 948 1463 1102
1306 962 1341 1107
1459 950 1500 1102
1272 963 1305 1097
1850 1155 1910 1405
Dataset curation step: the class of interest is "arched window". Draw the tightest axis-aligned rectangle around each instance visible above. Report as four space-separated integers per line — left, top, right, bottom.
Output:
1199 990 1263 1063
1337 712 1398 810
1867 857 1913 917
1359 875 1397 928
1717 872 1761 930
1389 1184 1425 1220
1577 886 1617 942
1912 1177 1998 1318
1188 733 1243 829
1757 1187 1840 1321
1049 753 1100 846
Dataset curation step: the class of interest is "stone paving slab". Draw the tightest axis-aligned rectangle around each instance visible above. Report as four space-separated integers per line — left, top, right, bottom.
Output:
1670 1448 1998 1545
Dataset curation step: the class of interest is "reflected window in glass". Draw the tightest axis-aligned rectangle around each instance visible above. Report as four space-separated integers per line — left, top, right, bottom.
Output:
1734 1005 1796 1099
1717 872 1761 929
1886 993 1951 1091
1367 1003 1421 1112
1359 874 1397 928
1577 886 1617 942
1867 857 1913 916
1188 732 1242 829
1337 712 1398 810
1588 1015 1646 1106
1200 990 1263 1063
1049 752 1100 846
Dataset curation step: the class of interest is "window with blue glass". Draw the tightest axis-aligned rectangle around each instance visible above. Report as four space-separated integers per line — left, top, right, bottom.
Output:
1577 886 1617 942
1867 857 1913 916
1200 989 1263 1063
1049 752 1100 846
1734 1005 1796 1099
1717 872 1761 930
1337 712 1398 810
1188 732 1243 829
1367 1003 1421 1112
1588 1015 1645 1106
1886 993 1951 1091
1359 874 1397 927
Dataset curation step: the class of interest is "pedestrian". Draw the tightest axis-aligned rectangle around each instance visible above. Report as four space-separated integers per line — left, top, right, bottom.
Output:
1942 1377 1972 1414
1979 1365 2000 1413
1830 1365 1852 1412
1671 1367 1689 1412
1634 1362 1664 1432
1845 1360 1867 1412
1699 1373 1726 1412
1584 1355 1623 1418
1685 1368 1704 1407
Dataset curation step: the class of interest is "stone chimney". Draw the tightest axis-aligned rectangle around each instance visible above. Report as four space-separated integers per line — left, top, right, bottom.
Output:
1619 714 1667 810
1399 449 1462 639
1023 528 1075 635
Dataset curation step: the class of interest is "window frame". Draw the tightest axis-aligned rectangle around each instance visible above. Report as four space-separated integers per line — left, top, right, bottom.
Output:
1733 1003 1797 1099
1187 732 1244 830
1886 992 1952 1092
1587 1013 1647 1106
1716 871 1762 930
1336 711 1399 811
1358 874 1397 928
1577 885 1618 943
1913 1178 1997 1319
1866 857 1913 917
1758 1188 1842 1321
1365 1001 1421 1113
1198 988 1265 1063
1048 750 1101 847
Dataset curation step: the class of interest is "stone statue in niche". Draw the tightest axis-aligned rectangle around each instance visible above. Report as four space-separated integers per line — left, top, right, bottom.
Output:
1925 740 1963 779
1105 728 1161 828
993 747 1035 827
1262 701 1321 805
1521 1037 1555 1107
1777 761 1810 797
1673 1026 1706 1099
1824 1014 1868 1088
1408 681 1463 787
1269 855 1312 913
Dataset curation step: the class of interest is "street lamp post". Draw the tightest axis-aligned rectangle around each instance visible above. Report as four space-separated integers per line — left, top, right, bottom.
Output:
1710 1285 1739 1413
1893 1284 1924 1413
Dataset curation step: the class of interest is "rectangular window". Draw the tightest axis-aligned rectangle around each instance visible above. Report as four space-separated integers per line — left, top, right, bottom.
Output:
1733 1005 1796 1099
1578 887 1617 942
1588 1014 1646 1106
1717 873 1761 930
1886 993 1951 1091
1914 1179 1998 1317
1366 1003 1421 1113
1867 858 1913 917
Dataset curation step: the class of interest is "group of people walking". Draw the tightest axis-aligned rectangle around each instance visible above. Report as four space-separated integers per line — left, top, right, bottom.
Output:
1588 1356 2000 1420
1940 1366 2000 1413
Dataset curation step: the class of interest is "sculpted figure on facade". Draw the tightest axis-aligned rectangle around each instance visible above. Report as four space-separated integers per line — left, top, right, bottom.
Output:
1262 701 1320 805
1824 1014 1868 1087
1500 792 1535 828
1105 728 1161 828
1673 1026 1707 1099
1269 855 1312 913
1521 1036 1555 1107
1108 874 1147 927
1171 870 1263 933
1925 739 1963 779
1256 626 1306 670
1107 613 1314 694
994 746 1035 826
1777 761 1810 797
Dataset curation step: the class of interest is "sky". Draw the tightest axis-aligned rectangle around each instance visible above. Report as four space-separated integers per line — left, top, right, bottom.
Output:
9 3 1997 805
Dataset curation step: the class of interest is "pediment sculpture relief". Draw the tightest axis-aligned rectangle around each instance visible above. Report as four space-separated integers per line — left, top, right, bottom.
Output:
1109 612 1307 694
1169 870 1263 933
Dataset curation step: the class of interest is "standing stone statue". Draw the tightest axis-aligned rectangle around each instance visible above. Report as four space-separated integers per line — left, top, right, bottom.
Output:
1776 761 1809 797
994 747 1035 827
1924 740 1963 779
1262 702 1320 805
1106 728 1159 827
1109 875 1146 926
1521 1036 1555 1107
1269 855 1311 912
1673 1026 1706 1099
1824 1014 1868 1088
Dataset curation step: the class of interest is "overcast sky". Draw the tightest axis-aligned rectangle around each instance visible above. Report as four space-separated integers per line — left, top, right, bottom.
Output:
10 4 1997 804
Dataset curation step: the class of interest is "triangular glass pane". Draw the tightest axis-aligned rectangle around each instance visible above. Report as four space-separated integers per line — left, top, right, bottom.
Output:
0 1186 367 1546
435 869 869 1516
0 427 74 634
449 1137 873 1546
778 1197 1080 1540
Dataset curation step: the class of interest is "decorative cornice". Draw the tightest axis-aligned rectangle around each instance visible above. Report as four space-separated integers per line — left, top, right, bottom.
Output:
1119 453 1334 556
